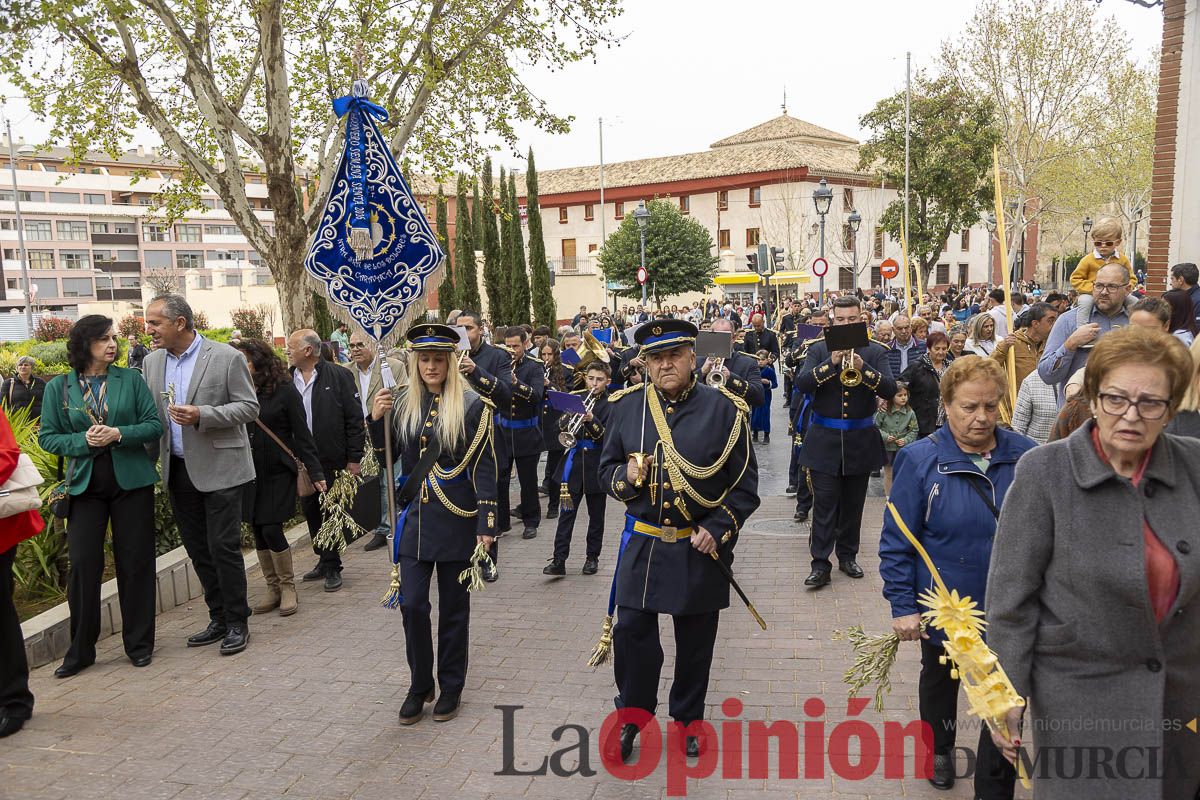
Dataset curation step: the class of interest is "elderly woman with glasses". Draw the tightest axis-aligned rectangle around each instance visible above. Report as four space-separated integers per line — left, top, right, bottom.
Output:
987 326 1200 800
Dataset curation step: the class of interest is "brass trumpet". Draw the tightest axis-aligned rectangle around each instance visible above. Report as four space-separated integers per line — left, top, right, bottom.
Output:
707 357 726 388
840 351 863 387
558 391 599 449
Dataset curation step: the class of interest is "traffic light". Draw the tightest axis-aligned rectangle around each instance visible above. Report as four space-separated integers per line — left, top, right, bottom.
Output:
746 253 758 272
770 247 785 274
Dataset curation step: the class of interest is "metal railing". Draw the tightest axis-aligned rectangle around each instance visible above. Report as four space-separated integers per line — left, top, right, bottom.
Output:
548 256 598 276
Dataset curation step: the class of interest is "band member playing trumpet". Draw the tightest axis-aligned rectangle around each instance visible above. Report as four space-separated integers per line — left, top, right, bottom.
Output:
795 297 896 588
598 319 759 762
543 361 612 577
696 319 765 407
368 324 497 725
539 340 569 521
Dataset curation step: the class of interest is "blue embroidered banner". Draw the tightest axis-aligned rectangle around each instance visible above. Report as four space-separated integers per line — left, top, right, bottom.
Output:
305 81 445 341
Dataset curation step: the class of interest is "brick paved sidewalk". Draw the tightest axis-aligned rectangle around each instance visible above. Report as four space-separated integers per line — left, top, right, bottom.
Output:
2 401 1029 800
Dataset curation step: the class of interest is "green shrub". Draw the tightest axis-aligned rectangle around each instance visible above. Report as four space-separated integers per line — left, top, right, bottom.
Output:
199 327 234 344
34 317 72 342
28 341 69 367
0 350 16 378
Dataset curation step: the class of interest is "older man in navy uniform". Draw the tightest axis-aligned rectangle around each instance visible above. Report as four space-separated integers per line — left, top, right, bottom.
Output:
598 319 759 761
795 297 896 587
495 326 545 542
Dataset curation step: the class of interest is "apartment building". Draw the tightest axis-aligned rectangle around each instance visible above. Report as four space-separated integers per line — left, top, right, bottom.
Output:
516 114 1032 312
0 140 278 326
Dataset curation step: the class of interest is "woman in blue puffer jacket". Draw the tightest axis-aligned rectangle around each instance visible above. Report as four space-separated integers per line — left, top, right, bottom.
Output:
878 355 1036 799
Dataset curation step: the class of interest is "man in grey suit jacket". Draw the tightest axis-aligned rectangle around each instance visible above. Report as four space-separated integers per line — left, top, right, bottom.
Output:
144 295 260 655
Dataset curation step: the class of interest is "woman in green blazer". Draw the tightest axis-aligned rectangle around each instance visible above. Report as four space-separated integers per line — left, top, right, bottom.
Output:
39 315 163 678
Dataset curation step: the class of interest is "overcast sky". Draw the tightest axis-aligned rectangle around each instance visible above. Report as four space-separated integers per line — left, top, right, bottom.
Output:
1 0 1164 173
501 0 1164 172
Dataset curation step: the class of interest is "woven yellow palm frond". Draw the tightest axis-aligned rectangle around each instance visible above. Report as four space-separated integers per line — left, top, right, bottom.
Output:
887 502 1030 789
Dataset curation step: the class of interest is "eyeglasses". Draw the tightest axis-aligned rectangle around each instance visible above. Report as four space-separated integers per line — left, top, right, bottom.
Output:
1097 393 1170 420
1093 282 1124 293
347 342 367 349
1092 240 1118 248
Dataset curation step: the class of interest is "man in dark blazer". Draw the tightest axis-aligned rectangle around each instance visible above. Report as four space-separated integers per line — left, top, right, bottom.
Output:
144 295 260 655
287 329 365 592
739 313 780 361
795 296 896 588
698 319 765 408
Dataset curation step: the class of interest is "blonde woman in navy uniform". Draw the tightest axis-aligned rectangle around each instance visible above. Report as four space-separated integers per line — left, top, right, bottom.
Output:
369 324 497 725
598 319 759 761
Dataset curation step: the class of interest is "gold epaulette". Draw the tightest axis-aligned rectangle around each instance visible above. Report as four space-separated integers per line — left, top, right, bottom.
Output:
608 383 646 403
717 385 751 415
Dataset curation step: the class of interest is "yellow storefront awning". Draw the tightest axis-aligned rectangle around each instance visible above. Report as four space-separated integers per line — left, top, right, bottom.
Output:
712 273 762 286
768 271 812 285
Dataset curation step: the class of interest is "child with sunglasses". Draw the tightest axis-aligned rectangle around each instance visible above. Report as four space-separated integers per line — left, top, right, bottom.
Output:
1069 215 1138 326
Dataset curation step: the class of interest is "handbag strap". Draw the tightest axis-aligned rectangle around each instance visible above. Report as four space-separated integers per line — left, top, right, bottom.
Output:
254 418 302 466
965 475 1000 520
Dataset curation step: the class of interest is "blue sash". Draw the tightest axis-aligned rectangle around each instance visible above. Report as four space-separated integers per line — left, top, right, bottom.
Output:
811 413 875 431
559 439 598 484
494 413 539 430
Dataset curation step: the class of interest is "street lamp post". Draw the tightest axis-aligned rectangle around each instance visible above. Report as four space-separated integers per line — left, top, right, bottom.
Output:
1129 207 1143 283
633 201 650 307
1082 215 1093 258
847 209 861 291
3 112 35 333
812 178 833 302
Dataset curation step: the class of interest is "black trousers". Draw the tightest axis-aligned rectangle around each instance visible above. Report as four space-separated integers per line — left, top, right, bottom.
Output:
169 456 250 625
498 454 540 530
543 449 564 506
252 523 288 552
0 546 32 721
614 606 719 725
399 556 471 696
808 469 869 572
63 451 156 668
795 465 813 516
919 639 1016 799
301 493 345 574
552 491 606 562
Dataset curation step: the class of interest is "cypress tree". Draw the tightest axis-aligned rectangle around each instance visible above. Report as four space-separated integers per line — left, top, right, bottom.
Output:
453 173 481 313
434 185 455 320
497 167 512 323
471 177 484 248
480 158 505 322
525 148 556 328
507 170 531 325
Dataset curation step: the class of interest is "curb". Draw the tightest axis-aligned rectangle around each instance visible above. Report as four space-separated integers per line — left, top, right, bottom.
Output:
20 522 313 669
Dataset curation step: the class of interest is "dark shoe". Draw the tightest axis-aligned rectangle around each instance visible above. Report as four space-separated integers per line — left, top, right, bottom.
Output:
324 571 343 592
752 432 759 443
619 723 638 763
219 624 249 656
398 688 435 725
686 735 700 758
785 484 797 496
930 753 955 789
763 434 770 444
497 526 512 537
131 654 152 668
793 509 809 523
546 504 559 520
804 569 831 588
839 560 865 579
432 691 461 722
302 564 325 581
522 526 538 540
483 563 499 583
363 532 388 552
186 620 228 647
538 485 549 497
582 557 599 575
0 716 25 738
542 559 566 576
54 661 90 679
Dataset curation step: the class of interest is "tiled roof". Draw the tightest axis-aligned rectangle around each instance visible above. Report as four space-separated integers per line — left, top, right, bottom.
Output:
710 114 858 148
532 137 863 196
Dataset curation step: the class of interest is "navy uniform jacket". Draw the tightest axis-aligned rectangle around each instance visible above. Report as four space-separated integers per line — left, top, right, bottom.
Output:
739 327 780 360
495 353 545 459
788 336 822 437
463 341 512 409
599 381 759 616
559 389 610 496
795 339 897 475
367 391 497 562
